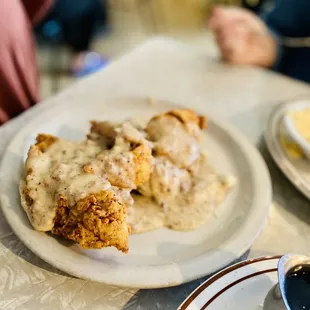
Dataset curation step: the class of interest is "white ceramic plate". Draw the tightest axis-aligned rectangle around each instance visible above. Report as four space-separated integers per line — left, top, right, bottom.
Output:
0 97 271 288
265 100 310 199
179 256 281 310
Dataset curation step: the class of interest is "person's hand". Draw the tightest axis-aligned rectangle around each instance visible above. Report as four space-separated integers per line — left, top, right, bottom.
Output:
208 6 277 67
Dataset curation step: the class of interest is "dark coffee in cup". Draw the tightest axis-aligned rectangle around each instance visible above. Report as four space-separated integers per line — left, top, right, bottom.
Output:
285 265 310 310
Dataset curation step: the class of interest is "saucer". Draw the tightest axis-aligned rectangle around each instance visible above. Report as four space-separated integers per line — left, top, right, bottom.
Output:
179 256 281 310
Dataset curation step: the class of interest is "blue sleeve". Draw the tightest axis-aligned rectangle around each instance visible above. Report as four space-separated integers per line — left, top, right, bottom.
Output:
264 21 284 71
261 0 310 71
264 0 310 37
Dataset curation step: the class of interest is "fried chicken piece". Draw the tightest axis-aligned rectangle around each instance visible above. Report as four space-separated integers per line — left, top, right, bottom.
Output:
166 109 207 130
138 109 206 201
52 191 128 252
87 120 148 148
21 134 65 231
146 109 205 168
84 122 153 189
138 157 191 205
21 134 129 252
87 121 117 149
132 143 153 186
84 144 152 189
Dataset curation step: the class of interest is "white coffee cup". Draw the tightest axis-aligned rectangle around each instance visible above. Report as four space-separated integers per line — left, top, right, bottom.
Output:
263 254 310 310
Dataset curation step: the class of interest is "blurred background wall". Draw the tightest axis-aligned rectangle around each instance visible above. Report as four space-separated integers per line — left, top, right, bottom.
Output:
36 0 275 99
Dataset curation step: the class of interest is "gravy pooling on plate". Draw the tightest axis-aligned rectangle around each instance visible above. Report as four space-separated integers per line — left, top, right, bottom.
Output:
128 155 234 233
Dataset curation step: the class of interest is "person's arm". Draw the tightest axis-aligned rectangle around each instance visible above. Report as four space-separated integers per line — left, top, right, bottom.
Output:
209 1 309 68
21 0 54 25
262 0 310 71
209 7 277 67
265 0 309 37
262 20 284 71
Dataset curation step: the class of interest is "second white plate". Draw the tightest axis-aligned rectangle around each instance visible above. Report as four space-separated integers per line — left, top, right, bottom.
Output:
0 97 271 288
265 100 310 199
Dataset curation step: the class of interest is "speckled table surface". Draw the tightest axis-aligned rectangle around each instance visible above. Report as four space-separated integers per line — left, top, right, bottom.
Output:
1 37 310 310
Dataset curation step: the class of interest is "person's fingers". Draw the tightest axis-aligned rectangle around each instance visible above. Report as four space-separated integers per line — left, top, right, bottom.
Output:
220 23 248 40
216 26 249 64
209 6 263 33
208 15 217 31
208 9 228 31
225 32 272 65
211 5 226 16
209 13 248 33
217 6 267 33
246 32 277 66
216 35 237 63
209 5 228 27
217 24 247 50
215 22 275 67
213 6 255 24
221 39 241 62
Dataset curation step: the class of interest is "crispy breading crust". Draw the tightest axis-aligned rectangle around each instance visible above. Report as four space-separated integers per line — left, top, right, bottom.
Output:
52 191 129 252
35 134 58 152
23 134 58 200
150 109 207 130
132 143 152 186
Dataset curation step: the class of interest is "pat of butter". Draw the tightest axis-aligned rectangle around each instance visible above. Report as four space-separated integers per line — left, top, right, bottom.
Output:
279 135 303 159
287 108 310 143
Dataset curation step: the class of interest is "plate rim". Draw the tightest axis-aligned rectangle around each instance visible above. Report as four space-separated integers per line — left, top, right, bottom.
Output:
178 255 281 309
0 97 272 288
264 101 310 199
